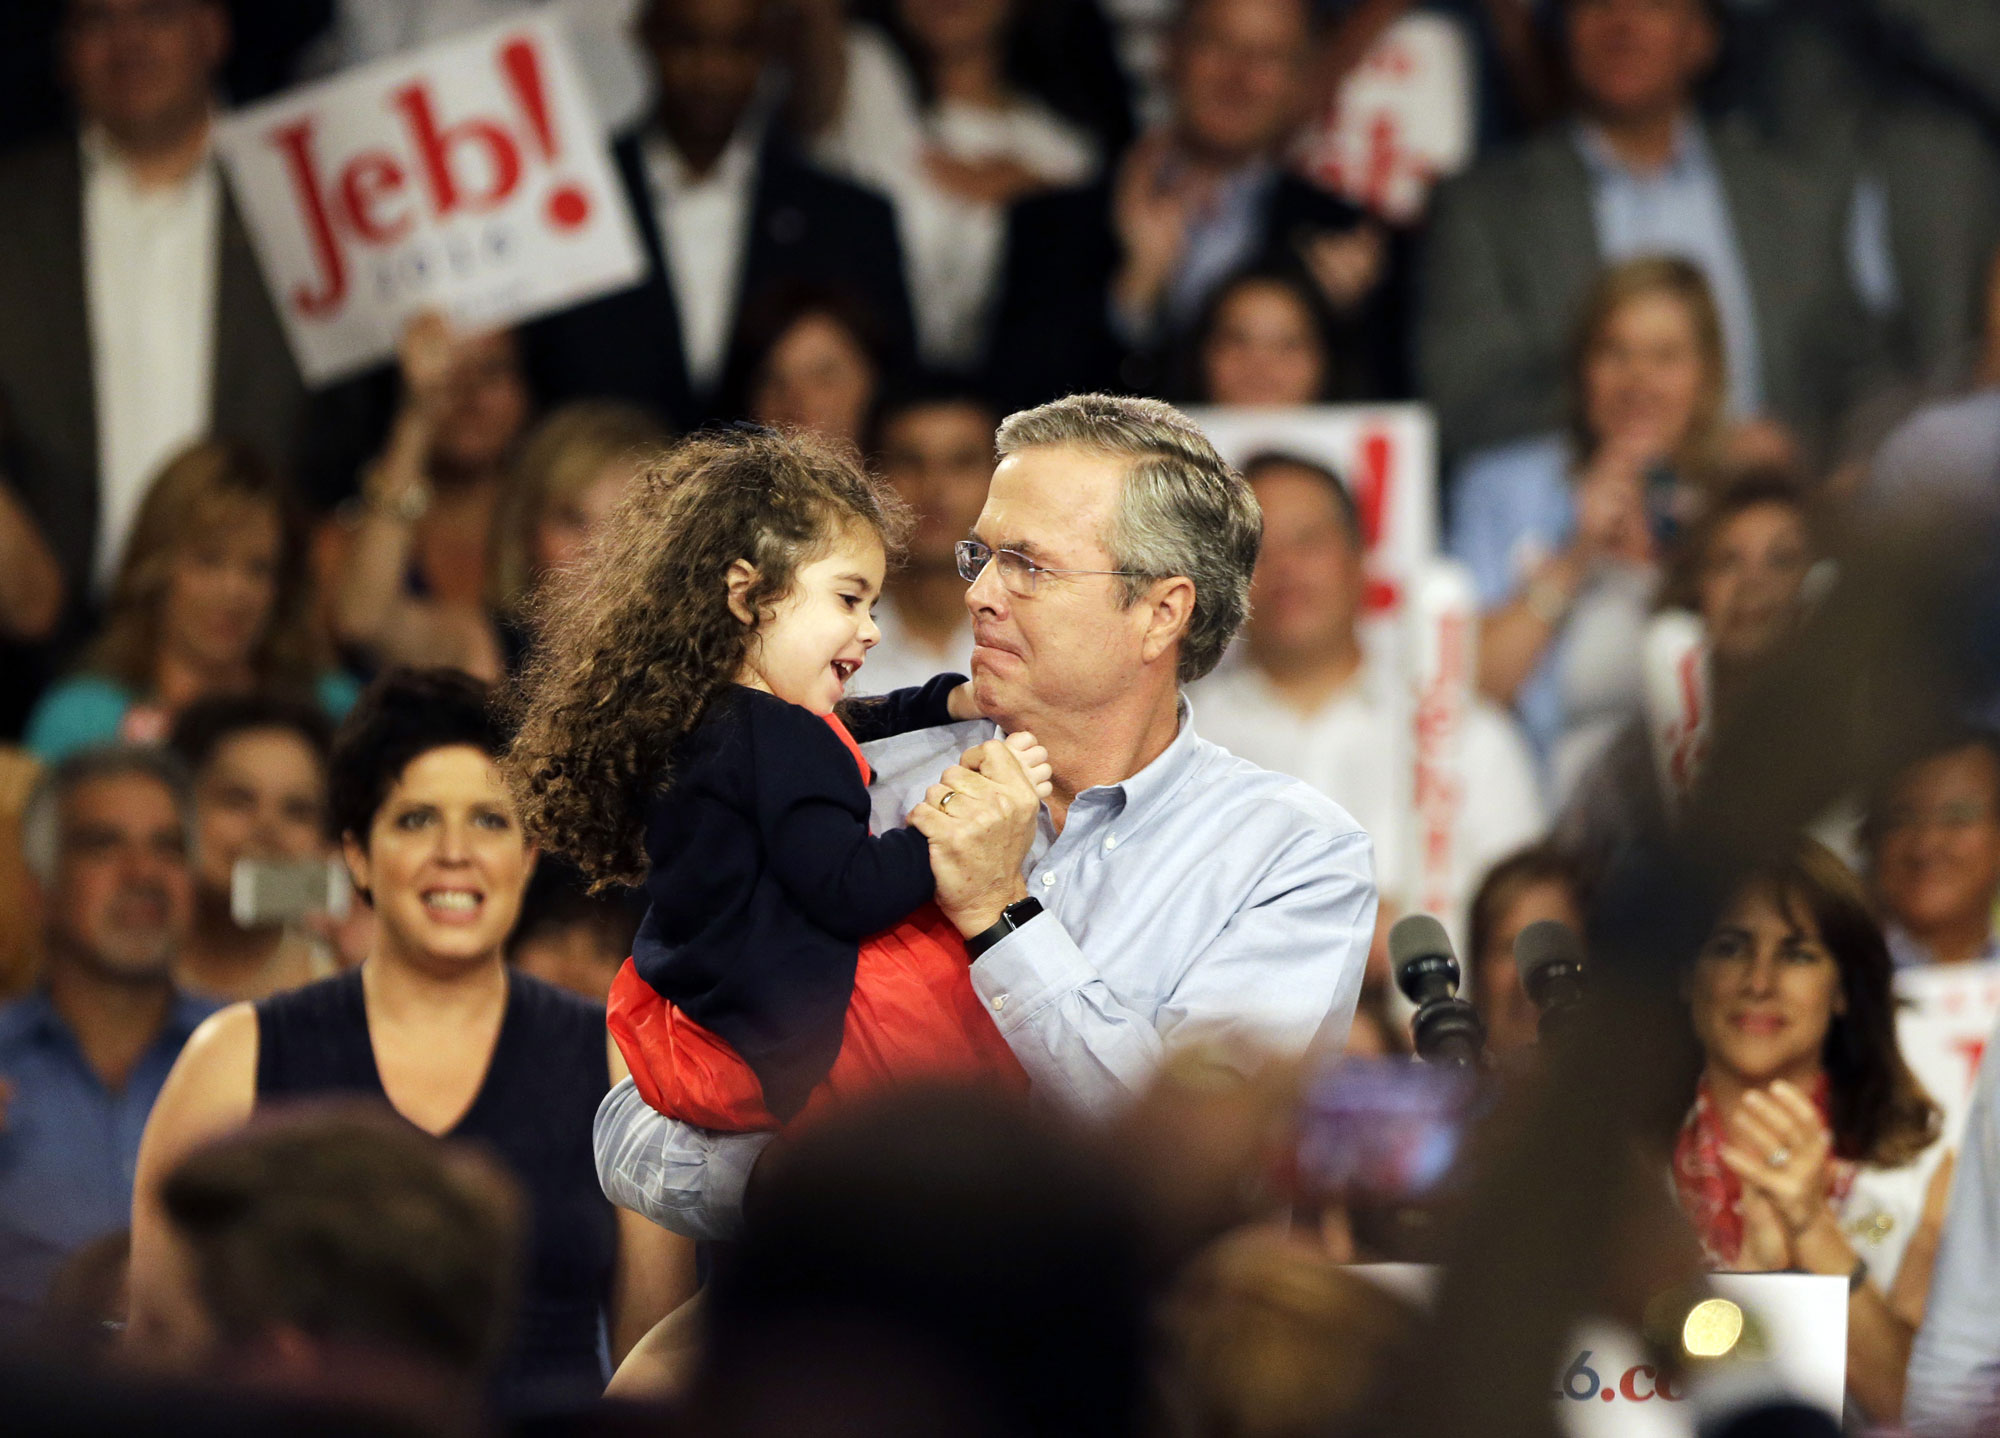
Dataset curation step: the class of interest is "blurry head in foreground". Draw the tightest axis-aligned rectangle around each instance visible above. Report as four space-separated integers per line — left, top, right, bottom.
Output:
128 1106 522 1416
1468 845 1589 1058
697 1084 1152 1438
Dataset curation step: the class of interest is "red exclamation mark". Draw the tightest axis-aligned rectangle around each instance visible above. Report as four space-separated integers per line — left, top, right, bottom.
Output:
1356 428 1396 610
501 34 590 232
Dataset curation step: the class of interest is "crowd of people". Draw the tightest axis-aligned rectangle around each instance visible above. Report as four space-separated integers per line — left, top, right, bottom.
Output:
3 0 2000 1433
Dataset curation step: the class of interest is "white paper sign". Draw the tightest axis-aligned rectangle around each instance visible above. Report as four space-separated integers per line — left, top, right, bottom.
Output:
1406 560 1479 929
1291 12 1477 223
1185 403 1439 643
1357 1266 1847 1434
1896 961 2000 1144
215 15 648 384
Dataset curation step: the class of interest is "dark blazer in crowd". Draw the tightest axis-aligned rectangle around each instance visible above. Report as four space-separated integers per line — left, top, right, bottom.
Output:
984 175 1392 414
0 138 309 601
1417 123 1887 459
525 131 916 432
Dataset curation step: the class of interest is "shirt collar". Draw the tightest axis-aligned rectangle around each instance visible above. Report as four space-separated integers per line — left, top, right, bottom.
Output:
79 118 216 190
644 118 765 195
1886 922 2000 970
1074 697 1205 819
1572 110 1707 183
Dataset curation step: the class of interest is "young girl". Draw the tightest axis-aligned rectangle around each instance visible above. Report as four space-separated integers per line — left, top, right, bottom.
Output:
508 426 1042 1128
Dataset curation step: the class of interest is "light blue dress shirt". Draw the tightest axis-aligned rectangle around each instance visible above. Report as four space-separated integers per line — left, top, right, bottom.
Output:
0 988 215 1333
1574 117 1763 421
595 707 1378 1239
1906 1015 2000 1433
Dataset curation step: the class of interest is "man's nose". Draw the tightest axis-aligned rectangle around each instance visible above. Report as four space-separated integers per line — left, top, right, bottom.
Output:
965 558 1007 616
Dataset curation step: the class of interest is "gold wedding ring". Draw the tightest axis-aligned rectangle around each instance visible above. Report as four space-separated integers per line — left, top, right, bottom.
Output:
938 789 960 812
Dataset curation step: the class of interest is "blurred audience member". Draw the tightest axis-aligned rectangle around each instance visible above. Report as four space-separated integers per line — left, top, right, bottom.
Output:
1869 246 2000 515
1183 265 1339 408
0 747 46 1001
1419 0 1879 459
26 443 357 763
488 400 671 673
167 696 337 1004
1674 839 1949 1424
1865 735 2000 1146
0 466 65 648
1557 472 1822 874
1451 258 1743 791
527 0 914 431
303 0 653 132
1197 453 1543 939
1154 1225 1416 1438
0 747 204 1336
850 377 996 694
986 0 1392 410
810 0 1103 367
692 1084 1152 1438
129 1106 522 1428
323 316 530 681
1466 843 1588 1059
509 863 643 1005
1869 735 2000 971
729 283 887 449
0 0 308 610
131 670 691 1409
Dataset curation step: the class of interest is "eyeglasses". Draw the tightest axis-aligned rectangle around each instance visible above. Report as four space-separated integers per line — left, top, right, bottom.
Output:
954 539 1141 596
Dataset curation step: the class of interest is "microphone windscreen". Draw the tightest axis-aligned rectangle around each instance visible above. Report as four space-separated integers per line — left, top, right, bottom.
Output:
1513 918 1585 991
1389 913 1454 985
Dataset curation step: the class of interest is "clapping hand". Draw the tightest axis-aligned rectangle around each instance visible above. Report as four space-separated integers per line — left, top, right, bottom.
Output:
1717 1080 1836 1248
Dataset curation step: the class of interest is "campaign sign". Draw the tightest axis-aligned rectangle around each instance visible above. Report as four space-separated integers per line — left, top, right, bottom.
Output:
1357 1266 1847 1436
1185 403 1439 633
1291 11 1476 223
215 15 647 385
1896 961 2000 1145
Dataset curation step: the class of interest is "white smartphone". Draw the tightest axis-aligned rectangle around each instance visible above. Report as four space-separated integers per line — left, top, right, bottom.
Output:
230 857 352 928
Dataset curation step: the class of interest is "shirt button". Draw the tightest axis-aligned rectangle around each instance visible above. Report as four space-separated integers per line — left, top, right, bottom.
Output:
991 994 1008 1011
1039 871 1056 887
1104 834 1119 851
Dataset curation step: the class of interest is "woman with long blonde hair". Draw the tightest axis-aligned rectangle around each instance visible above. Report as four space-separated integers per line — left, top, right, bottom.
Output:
26 441 356 760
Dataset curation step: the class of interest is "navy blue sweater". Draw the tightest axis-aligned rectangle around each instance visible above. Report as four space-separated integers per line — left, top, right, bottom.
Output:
631 675 964 1119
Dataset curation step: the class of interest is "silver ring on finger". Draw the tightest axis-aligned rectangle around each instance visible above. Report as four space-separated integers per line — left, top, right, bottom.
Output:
1765 1146 1791 1169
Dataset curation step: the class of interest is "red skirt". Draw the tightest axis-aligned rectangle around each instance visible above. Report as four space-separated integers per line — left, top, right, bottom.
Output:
607 900 1026 1130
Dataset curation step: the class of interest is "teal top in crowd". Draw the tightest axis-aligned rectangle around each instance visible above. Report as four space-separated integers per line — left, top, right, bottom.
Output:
24 671 362 762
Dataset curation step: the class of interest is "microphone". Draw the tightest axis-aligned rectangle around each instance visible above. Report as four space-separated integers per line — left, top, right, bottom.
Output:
1391 913 1485 1068
1513 918 1587 1044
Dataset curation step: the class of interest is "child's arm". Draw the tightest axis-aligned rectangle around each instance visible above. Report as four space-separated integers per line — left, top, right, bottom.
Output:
749 697 941 939
836 672 971 744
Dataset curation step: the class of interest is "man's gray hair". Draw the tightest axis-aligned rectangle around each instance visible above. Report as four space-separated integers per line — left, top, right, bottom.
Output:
20 744 197 885
995 394 1261 683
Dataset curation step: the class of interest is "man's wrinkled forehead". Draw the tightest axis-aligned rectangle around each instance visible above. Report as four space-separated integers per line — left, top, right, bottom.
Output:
978 445 1126 558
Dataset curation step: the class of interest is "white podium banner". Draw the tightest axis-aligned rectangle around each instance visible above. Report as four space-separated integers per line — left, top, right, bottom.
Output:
1357 1266 1847 1434
216 14 647 384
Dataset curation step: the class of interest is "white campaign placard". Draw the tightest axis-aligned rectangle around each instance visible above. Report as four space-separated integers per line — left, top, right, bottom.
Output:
1896 962 2000 1145
1186 403 1438 635
215 14 648 385
1291 11 1477 222
1357 1266 1847 1435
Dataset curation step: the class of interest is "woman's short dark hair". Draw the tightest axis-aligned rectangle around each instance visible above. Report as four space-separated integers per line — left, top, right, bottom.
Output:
1467 844 1587 970
1703 839 1940 1168
1183 263 1338 404
329 669 503 844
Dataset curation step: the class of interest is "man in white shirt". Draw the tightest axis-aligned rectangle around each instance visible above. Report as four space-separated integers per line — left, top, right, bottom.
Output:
1194 451 1545 943
0 0 309 612
849 380 993 697
527 0 914 430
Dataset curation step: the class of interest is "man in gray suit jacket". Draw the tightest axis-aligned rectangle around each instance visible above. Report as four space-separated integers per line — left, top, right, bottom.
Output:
0 0 308 612
1418 0 1886 461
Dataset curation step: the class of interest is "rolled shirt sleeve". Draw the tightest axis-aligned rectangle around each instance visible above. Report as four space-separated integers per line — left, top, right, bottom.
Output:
1907 1034 2000 1434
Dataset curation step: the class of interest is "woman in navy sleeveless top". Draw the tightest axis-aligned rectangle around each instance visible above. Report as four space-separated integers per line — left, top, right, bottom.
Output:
129 671 692 1411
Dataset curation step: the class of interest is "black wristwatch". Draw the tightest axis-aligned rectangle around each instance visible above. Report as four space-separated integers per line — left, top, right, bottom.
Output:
966 896 1044 958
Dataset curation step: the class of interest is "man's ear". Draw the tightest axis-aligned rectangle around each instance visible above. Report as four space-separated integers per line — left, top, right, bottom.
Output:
725 560 759 626
1138 575 1196 668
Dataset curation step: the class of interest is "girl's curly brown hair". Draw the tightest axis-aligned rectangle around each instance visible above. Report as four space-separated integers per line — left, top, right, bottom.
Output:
504 426 909 888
